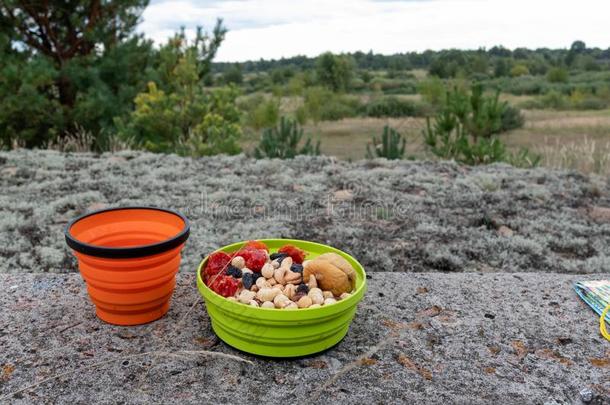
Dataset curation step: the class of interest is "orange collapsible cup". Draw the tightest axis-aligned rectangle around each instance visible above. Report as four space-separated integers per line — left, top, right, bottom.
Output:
65 207 190 326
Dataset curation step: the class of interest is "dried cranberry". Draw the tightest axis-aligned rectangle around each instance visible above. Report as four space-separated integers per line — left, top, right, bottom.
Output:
234 247 267 272
243 240 269 252
208 275 239 297
203 251 231 279
278 245 307 264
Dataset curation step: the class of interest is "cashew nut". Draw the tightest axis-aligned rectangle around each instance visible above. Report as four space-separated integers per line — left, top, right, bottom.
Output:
284 270 302 285
280 256 293 269
309 303 322 309
310 292 324 305
261 263 275 278
256 277 271 289
297 295 313 308
238 290 256 304
322 290 334 299
271 259 280 269
284 301 298 310
256 287 281 302
226 296 237 302
324 297 337 305
250 285 259 292
273 267 286 285
241 268 253 274
249 300 259 307
339 292 351 300
261 301 275 308
308 287 322 296
268 277 277 286
307 274 318 289
274 294 290 308
231 256 246 269
283 284 297 300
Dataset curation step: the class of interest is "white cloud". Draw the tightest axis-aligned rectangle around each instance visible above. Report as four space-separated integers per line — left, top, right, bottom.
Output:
139 0 610 62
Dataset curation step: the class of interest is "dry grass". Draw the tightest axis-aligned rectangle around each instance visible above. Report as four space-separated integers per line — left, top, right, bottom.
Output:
308 108 610 174
533 137 610 175
306 116 427 161
409 69 428 80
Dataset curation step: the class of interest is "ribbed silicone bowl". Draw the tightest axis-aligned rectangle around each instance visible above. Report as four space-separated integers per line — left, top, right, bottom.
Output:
65 207 190 326
196 239 367 357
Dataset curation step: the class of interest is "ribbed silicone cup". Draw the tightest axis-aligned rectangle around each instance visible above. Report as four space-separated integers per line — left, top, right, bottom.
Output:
197 239 367 357
65 207 189 326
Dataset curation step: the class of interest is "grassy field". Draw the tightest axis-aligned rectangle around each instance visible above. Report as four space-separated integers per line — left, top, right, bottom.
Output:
301 108 610 175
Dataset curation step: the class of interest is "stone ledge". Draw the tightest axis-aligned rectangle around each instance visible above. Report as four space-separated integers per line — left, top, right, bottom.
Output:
1 272 608 404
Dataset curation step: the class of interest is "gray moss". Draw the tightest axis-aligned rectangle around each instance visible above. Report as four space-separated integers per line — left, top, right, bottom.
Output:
0 149 609 274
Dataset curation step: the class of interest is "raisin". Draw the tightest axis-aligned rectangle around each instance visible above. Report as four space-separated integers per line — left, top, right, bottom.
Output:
242 273 254 289
270 252 289 261
227 266 242 278
290 263 303 273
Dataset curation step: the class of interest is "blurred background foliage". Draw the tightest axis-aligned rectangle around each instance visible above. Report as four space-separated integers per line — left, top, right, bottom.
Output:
0 1 609 168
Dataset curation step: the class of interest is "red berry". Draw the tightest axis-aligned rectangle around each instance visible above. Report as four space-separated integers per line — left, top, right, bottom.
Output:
278 245 307 264
208 275 239 297
235 247 267 272
204 251 231 279
244 240 269 252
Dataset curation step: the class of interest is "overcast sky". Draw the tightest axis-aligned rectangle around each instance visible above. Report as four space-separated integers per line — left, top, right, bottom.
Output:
139 0 610 62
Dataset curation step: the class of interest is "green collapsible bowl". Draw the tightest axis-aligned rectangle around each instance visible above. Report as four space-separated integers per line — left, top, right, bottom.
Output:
196 239 367 357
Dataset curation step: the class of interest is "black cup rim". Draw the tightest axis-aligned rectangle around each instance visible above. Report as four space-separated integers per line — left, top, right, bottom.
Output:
65 206 190 259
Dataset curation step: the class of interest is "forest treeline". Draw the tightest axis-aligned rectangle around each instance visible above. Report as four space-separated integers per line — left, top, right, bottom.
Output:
213 43 610 77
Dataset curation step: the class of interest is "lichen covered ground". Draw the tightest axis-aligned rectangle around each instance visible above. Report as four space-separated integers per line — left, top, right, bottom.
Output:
1 150 609 404
1 149 609 275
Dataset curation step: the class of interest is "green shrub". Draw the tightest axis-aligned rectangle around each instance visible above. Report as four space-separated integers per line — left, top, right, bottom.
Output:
222 64 243 85
319 98 360 121
422 82 538 167
239 94 279 130
115 53 243 156
510 64 530 77
315 52 354 92
540 90 568 109
369 77 418 94
576 97 607 110
547 67 569 83
382 81 418 95
178 113 242 156
500 105 525 132
418 76 446 106
366 125 406 159
302 87 360 123
254 117 320 159
485 75 547 95
360 70 372 83
362 96 422 118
